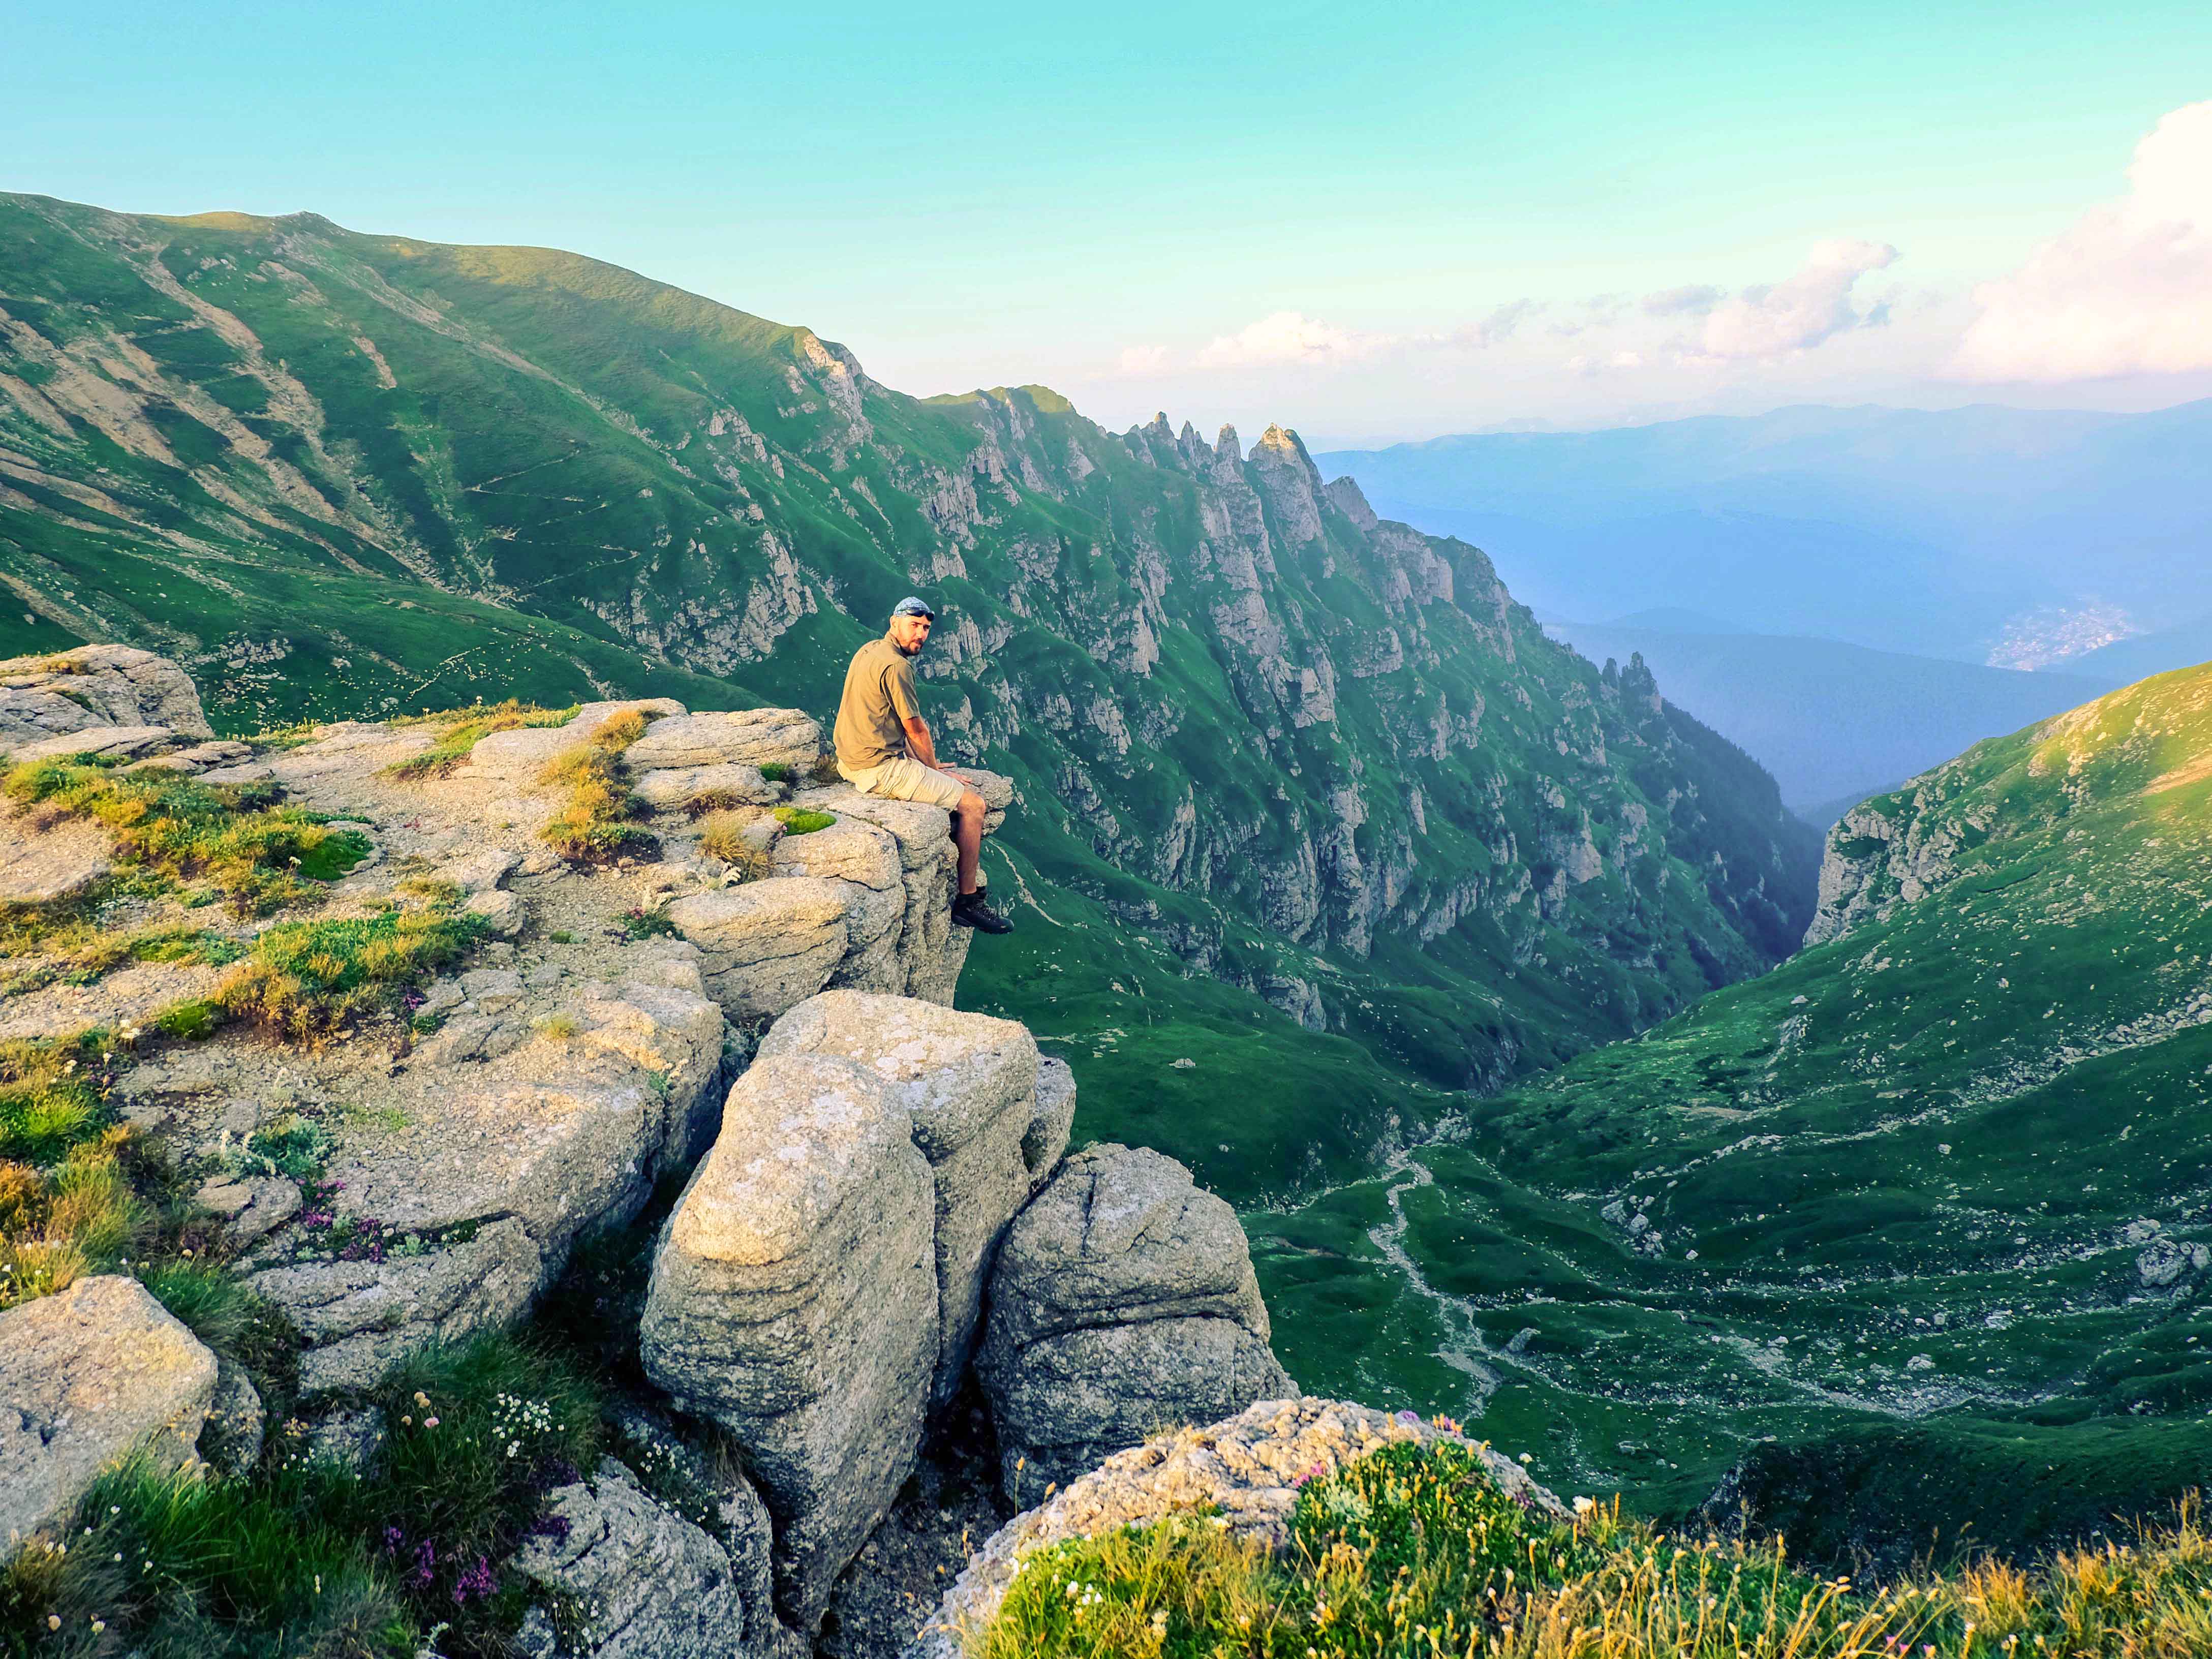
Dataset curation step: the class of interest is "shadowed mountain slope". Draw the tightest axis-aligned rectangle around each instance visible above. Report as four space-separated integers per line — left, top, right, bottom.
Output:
0 191 1816 1200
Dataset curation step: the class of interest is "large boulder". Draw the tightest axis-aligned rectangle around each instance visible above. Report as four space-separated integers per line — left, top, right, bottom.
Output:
977 1143 1292 1493
665 879 854 1021
513 1458 757 1659
756 992 1067 1405
625 709 822 774
639 1053 937 1630
0 644 211 746
244 957 727 1396
903 1398 1563 1659
0 1276 219 1543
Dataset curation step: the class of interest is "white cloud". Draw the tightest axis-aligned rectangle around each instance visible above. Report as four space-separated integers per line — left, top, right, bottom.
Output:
1449 299 1542 348
1114 343 1171 376
1195 310 1391 368
1642 283 1725 318
1951 101 2212 382
1697 239 1899 360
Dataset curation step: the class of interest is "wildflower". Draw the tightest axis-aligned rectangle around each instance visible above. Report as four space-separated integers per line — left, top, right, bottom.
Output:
1573 1496 1595 1516
425 1416 440 1428
46 1616 59 1631
90 1620 105 1634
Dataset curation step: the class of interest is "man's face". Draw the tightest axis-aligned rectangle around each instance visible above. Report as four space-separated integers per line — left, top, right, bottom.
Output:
889 613 932 656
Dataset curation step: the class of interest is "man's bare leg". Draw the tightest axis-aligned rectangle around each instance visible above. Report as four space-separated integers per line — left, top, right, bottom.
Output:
954 790 986 895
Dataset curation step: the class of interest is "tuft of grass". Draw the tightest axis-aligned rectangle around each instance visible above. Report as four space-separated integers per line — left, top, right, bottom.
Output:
0 1129 146 1309
1 924 244 999
537 713 657 865
371 1332 604 1652
532 1011 580 1041
980 1438 2212 1659
0 1456 413 1659
3 759 368 914
695 810 772 877
773 805 835 836
0 1033 115 1166
210 904 487 1040
382 700 578 782
756 762 794 784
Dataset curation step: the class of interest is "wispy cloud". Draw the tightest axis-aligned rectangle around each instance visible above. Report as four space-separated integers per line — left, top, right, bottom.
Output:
1194 310 1395 368
1693 240 1899 360
1642 284 1725 318
1951 101 2212 382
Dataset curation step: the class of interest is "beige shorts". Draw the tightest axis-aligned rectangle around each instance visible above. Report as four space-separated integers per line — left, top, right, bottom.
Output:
838 755 968 811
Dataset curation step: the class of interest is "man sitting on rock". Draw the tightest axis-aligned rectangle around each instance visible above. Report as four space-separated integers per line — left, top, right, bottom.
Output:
835 596 1012 934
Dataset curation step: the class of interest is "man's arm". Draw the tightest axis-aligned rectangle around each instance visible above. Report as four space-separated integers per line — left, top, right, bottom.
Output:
900 715 971 781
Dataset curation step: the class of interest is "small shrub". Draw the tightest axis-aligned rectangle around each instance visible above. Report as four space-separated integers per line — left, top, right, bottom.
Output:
617 907 677 940
536 723 658 865
774 806 836 837
533 1011 580 1041
548 930 575 945
757 762 794 784
0 1033 114 1165
0 1131 147 1310
214 905 487 1039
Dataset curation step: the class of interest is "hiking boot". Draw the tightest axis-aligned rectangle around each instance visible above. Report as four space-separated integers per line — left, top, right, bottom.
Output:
951 890 1012 934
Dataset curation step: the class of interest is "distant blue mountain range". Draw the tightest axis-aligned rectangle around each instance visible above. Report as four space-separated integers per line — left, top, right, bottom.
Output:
1317 401 2212 667
1320 402 2211 823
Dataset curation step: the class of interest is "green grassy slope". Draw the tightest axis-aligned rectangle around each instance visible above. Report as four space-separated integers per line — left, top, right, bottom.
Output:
1 191 1817 1202
1256 664 2212 1556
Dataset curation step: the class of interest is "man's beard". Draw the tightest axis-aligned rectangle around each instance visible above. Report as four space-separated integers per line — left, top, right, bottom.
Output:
895 638 922 657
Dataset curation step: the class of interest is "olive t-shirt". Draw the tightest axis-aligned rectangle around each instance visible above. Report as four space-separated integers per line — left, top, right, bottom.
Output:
834 635 923 771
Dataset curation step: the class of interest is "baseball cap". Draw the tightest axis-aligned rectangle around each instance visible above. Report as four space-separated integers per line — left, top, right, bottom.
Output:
890 596 937 620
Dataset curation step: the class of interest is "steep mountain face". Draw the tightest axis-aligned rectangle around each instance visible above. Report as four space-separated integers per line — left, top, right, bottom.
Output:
0 192 1816 1183
1259 662 2212 1554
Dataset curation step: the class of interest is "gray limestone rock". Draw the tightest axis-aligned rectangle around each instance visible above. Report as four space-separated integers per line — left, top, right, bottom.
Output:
469 699 685 781
978 1143 1292 1493
0 1276 218 1543
903 1398 1562 1659
513 1459 752 1659
0 812 112 905
632 761 781 811
200 1356 265 1475
0 644 212 745
757 991 1051 1405
640 1053 937 1629
666 879 853 1022
625 709 823 774
7 724 178 764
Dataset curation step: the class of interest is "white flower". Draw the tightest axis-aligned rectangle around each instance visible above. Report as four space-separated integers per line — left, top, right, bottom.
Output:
1573 1496 1595 1515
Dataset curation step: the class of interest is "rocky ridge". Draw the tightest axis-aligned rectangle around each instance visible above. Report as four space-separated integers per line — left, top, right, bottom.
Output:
1 649 1332 1656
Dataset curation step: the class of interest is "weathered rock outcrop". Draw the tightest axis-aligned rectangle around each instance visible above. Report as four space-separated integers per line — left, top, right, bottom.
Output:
666 773 1009 1022
755 992 1059 1406
242 949 727 1396
0 1276 219 1544
640 990 1075 1629
640 1050 939 1629
976 1143 1291 1492
903 1397 1563 1659
0 644 213 746
513 1458 775 1659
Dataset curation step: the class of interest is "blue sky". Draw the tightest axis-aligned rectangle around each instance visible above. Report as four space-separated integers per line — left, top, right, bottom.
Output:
11 2 2212 439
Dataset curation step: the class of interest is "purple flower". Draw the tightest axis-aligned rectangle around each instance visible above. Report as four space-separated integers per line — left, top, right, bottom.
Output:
528 1512 573 1543
383 1526 406 1554
1396 1410 1421 1426
452 1555 498 1605
411 1539 437 1587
